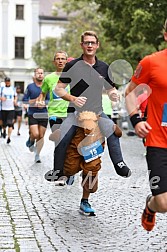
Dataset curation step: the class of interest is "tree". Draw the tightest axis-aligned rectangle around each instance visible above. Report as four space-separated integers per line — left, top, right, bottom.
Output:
52 0 117 64
32 0 167 72
32 1 114 70
32 37 59 72
94 0 167 47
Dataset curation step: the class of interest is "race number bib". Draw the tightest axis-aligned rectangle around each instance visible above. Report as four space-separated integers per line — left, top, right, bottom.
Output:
161 103 167 126
80 140 104 163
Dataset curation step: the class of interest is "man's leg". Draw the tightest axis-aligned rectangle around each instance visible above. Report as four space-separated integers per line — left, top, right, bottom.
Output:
141 147 167 231
53 125 77 177
49 113 77 146
6 110 15 144
99 112 131 177
34 123 47 163
80 174 97 215
17 112 22 135
45 113 78 181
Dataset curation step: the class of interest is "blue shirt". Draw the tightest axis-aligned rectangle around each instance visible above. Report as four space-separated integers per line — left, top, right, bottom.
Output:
23 82 49 115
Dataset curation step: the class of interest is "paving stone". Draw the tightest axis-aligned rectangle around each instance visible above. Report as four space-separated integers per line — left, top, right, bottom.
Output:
0 125 167 251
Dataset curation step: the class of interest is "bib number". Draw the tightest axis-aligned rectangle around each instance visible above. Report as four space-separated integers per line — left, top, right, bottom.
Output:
161 103 167 127
80 140 104 163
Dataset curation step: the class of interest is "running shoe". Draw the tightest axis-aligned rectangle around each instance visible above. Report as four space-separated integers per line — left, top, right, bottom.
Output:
26 137 35 152
35 153 41 163
80 200 95 214
141 194 156 231
7 138 11 144
26 137 31 147
114 161 131 178
66 175 75 185
2 130 6 138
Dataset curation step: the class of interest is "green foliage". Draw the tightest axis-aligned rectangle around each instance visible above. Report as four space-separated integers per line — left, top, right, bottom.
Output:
94 0 167 50
124 43 156 69
32 0 167 72
55 1 111 61
32 37 58 72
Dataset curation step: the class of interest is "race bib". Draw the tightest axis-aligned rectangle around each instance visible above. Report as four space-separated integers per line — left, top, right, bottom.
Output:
161 103 167 126
80 140 104 163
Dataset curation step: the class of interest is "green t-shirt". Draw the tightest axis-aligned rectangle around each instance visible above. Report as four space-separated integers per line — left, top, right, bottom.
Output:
41 72 70 118
102 93 112 116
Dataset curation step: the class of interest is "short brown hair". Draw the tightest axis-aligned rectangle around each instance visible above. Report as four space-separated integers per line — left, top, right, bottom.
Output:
81 31 99 43
53 50 68 61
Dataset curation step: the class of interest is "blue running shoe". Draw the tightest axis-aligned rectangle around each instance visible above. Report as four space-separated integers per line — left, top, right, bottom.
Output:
80 200 95 215
26 137 31 147
66 175 75 185
26 137 35 151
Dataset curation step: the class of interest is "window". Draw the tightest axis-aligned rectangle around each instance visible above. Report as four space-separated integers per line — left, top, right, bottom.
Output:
16 5 24 20
15 37 24 59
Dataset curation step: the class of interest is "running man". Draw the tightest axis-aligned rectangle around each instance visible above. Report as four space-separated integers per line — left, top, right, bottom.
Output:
23 68 49 163
125 19 167 232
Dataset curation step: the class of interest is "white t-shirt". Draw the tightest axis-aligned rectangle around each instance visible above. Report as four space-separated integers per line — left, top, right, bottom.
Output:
1 86 17 110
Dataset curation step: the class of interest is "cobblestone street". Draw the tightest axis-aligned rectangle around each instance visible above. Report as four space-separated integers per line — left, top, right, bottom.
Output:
0 123 167 252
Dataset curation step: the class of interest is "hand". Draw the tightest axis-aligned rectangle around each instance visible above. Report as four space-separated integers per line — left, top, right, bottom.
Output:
1 97 6 101
135 121 152 138
108 88 120 102
36 100 45 108
73 97 87 107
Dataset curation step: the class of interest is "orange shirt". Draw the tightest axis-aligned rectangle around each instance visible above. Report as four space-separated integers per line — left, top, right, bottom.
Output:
132 49 167 148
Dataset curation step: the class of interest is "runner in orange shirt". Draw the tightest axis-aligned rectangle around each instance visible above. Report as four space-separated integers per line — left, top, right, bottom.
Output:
125 18 167 232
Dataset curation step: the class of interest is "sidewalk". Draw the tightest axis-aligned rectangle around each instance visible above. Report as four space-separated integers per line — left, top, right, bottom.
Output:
0 123 166 252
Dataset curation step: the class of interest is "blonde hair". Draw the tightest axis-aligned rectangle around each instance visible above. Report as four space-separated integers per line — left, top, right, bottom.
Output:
81 31 99 43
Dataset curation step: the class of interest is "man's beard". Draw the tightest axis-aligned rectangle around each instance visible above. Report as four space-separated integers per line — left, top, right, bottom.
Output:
36 78 43 82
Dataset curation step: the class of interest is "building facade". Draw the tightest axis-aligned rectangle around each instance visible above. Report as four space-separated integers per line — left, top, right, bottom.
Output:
0 0 68 91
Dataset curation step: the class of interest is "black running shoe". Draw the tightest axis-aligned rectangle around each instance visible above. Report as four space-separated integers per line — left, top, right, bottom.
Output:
114 161 131 178
7 138 11 144
3 131 6 138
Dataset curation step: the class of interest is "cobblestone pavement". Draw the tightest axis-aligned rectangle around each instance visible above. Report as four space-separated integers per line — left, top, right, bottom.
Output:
0 123 167 252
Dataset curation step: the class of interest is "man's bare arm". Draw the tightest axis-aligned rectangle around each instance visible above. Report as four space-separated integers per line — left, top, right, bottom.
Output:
55 81 75 101
55 80 87 107
125 81 139 116
125 80 152 138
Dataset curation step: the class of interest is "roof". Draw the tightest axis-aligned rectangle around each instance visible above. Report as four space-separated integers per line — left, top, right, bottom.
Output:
39 0 68 18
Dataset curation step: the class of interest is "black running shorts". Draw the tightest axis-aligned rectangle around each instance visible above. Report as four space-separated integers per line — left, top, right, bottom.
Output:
28 114 48 128
146 147 167 196
2 110 15 127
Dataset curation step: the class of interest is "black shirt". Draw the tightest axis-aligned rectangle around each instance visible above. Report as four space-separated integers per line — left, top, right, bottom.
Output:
59 55 114 114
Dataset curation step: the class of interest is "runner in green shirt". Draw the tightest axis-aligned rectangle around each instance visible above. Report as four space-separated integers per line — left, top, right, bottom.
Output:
41 50 70 130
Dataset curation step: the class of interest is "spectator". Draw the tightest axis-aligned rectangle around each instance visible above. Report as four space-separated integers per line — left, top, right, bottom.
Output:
14 86 24 135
